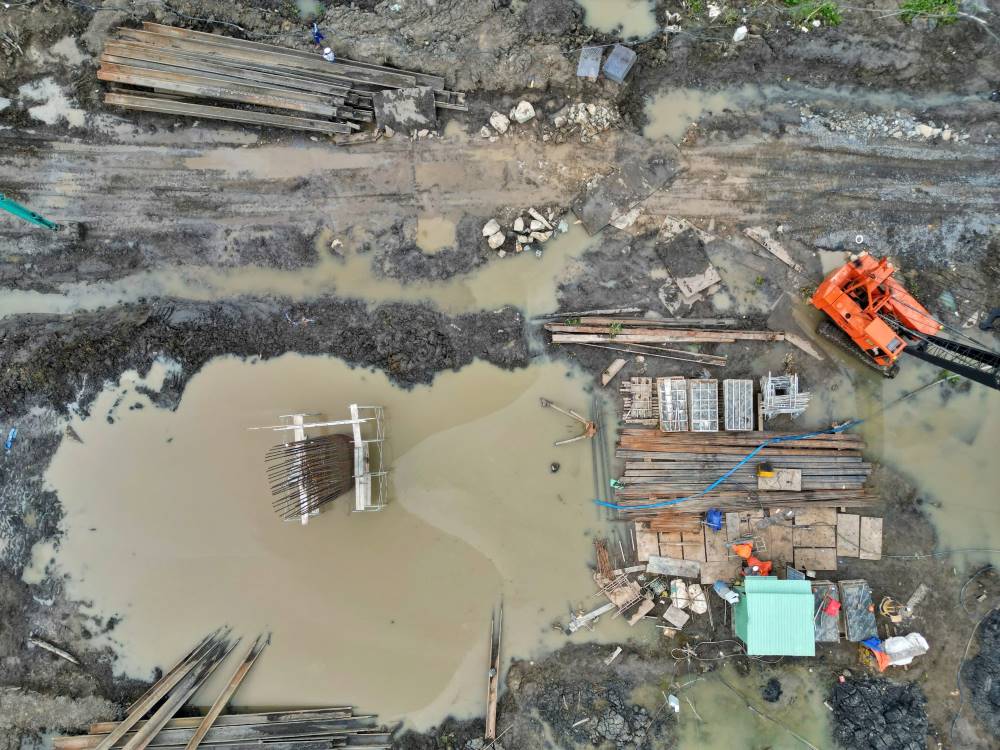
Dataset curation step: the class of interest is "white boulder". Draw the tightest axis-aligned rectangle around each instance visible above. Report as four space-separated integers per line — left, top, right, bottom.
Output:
482 218 501 237
487 231 506 249
489 111 510 134
512 100 536 124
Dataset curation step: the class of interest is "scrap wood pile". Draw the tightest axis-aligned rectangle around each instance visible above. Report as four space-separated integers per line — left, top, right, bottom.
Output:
55 629 389 750
98 22 466 134
614 428 875 520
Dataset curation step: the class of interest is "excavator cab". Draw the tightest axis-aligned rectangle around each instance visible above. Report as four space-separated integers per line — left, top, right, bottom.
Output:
811 251 1000 390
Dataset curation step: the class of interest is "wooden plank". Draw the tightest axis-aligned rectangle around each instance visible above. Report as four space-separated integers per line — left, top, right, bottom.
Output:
98 64 338 116
125 26 415 88
142 22 431 88
657 531 683 557
553 334 737 344
627 598 655 625
793 524 836 548
859 517 883 560
757 468 802 491
836 513 861 557
767 522 794 563
725 512 741 542
704 527 730 562
601 358 627 387
794 507 838 528
88 709 354 735
484 608 501 742
700 558 741 585
794 548 837 571
634 524 659 563
184 637 269 750
646 555 701 578
681 529 706 562
104 93 354 134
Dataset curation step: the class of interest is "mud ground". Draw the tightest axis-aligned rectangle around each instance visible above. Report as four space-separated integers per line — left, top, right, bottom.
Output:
2 0 1000 748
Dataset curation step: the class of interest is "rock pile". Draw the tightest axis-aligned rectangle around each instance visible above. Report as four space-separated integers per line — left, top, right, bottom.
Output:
551 101 621 142
482 100 536 140
799 107 969 143
831 677 927 750
480 207 567 257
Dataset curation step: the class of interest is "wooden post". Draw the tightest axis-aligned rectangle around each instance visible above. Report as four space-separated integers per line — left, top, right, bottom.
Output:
485 607 502 741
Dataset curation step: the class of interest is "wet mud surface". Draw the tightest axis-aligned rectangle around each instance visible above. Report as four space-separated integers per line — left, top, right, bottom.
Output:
2 0 1000 748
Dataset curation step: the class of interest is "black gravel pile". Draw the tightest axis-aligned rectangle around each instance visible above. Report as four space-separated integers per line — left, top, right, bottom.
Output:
962 609 1000 738
831 677 927 750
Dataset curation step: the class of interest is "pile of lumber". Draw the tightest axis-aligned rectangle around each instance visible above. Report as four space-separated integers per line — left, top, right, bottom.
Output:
98 23 466 134
544 317 785 345
615 428 875 519
55 630 390 750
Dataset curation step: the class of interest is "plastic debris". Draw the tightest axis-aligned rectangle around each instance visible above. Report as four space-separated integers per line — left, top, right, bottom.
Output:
577 46 603 80
602 44 637 84
733 26 748 43
4 426 16 452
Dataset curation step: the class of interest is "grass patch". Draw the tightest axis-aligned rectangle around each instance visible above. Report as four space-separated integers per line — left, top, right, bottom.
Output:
784 0 843 25
609 321 624 338
688 0 705 14
899 0 958 24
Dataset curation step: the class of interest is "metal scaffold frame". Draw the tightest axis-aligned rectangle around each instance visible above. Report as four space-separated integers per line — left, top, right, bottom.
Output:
688 379 719 432
251 404 389 523
723 379 754 431
760 372 811 419
657 376 689 432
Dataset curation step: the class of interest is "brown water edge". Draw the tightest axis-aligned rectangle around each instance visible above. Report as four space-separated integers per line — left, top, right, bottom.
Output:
31 355 638 728
760 302 1000 559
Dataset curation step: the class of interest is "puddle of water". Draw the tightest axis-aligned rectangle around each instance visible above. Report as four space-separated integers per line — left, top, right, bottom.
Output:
644 86 763 142
0 223 595 319
35 354 634 727
818 249 850 274
17 77 86 128
577 0 657 39
415 215 457 254
675 665 833 749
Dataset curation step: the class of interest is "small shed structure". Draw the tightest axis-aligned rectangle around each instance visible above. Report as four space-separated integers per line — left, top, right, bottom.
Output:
734 576 815 656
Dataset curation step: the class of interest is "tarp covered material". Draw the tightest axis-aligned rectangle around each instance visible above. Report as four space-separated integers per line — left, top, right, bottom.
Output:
734 576 815 656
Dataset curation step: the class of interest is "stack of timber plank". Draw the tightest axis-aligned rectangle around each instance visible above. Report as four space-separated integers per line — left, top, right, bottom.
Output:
544 317 785 345
54 630 390 750
99 22 466 134
615 428 875 519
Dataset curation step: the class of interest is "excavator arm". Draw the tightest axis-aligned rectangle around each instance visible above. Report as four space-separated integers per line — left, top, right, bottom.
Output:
900 332 1000 391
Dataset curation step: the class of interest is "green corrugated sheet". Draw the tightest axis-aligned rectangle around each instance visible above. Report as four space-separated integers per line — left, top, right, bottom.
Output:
734 576 815 656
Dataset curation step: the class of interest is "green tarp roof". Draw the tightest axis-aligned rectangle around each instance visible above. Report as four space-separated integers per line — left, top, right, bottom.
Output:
734 576 815 656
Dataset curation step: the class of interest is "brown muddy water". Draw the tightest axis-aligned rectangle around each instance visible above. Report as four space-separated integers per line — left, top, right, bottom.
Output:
576 0 657 39
30 355 637 727
0 223 594 320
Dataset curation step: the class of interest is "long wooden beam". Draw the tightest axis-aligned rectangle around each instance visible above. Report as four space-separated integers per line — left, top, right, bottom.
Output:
103 93 354 134
86 708 355 736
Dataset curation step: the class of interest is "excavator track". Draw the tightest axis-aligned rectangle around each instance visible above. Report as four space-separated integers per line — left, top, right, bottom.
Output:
817 319 899 379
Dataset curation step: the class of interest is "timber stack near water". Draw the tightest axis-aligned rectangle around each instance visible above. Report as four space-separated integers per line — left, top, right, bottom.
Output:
98 22 466 134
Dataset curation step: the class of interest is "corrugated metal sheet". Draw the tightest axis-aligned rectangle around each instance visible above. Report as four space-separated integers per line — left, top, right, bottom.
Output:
734 577 815 656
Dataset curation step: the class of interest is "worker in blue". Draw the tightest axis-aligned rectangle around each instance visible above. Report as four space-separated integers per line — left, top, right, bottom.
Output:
311 22 324 46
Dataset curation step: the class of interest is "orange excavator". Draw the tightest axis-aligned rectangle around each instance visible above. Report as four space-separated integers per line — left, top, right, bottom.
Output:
811 251 1000 390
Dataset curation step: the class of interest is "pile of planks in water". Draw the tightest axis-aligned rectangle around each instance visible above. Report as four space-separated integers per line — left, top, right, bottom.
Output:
614 428 875 520
54 629 390 750
544 317 786 345
98 22 466 135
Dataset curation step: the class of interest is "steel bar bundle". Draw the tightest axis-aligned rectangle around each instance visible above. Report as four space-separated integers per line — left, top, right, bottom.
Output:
55 631 391 750
265 433 354 521
99 23 466 133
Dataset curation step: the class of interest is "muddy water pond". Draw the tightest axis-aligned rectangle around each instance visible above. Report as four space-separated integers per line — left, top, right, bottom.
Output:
36 355 635 727
576 0 657 39
0 223 594 320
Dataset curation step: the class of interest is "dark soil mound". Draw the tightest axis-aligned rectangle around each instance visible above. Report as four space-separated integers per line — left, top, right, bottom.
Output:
962 609 1000 738
831 677 927 750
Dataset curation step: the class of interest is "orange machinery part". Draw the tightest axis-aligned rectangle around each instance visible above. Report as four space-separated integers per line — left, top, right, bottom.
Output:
811 251 941 367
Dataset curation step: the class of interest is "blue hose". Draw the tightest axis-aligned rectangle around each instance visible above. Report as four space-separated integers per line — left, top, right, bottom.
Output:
596 419 864 511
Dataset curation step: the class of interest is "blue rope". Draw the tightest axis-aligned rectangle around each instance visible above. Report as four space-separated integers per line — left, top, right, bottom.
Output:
596 419 865 511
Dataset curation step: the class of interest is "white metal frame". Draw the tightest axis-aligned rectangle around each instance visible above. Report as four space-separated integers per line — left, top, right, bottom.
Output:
657 377 689 432
723 379 754 431
689 379 719 432
251 404 389 523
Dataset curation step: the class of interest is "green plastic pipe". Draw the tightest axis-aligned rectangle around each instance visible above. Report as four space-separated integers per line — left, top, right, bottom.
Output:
0 193 61 231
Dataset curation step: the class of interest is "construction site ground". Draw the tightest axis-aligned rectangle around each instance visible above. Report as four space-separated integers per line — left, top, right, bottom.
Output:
2 1 999 749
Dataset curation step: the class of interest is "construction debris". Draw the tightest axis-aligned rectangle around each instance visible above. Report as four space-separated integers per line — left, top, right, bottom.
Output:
743 226 803 272
576 46 603 80
485 607 502 742
601 358 628 387
27 636 79 665
604 646 623 665
539 397 597 446
546 319 785 345
98 23 465 135
602 44 637 84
